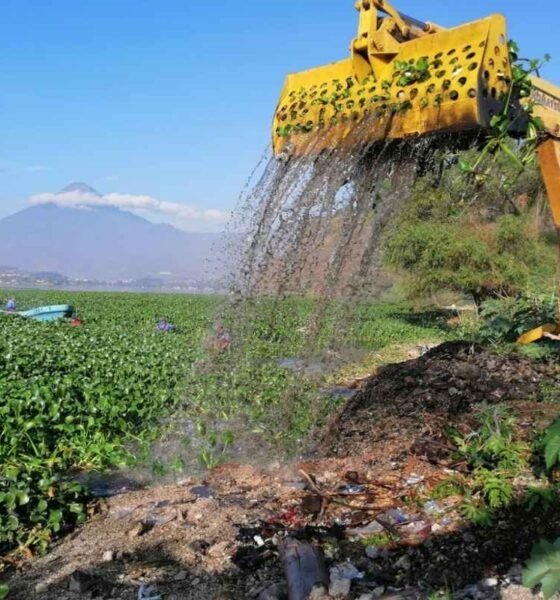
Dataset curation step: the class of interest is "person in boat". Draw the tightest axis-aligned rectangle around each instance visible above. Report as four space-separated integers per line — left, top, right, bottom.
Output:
213 322 232 352
157 318 176 332
5 298 16 312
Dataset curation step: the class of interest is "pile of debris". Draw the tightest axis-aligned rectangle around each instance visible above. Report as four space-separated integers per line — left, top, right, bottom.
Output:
318 341 558 458
230 462 560 599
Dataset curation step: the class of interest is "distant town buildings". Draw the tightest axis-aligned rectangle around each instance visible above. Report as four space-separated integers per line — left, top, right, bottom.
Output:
0 266 225 294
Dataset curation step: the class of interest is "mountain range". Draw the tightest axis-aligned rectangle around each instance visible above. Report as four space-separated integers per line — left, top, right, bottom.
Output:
0 183 227 284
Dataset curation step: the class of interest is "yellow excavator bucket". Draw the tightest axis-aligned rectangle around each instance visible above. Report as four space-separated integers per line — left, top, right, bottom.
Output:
517 324 560 345
273 3 512 156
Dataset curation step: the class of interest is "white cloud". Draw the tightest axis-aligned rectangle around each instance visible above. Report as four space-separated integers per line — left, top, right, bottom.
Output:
28 190 230 228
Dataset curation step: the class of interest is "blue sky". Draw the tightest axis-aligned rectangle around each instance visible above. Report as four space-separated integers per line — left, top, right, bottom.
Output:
1 0 559 230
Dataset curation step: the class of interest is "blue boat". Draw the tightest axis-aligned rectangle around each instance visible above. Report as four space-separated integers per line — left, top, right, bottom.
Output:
18 305 74 322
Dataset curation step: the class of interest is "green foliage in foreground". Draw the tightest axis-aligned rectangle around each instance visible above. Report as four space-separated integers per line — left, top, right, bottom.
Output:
0 290 215 555
450 407 529 527
443 406 560 528
440 405 560 536
523 538 560 599
541 418 560 472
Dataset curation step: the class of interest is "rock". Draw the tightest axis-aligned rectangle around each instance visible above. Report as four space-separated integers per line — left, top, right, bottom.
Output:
507 564 523 584
365 547 381 559
34 581 49 593
190 539 210 554
173 570 188 582
500 585 543 599
137 584 162 600
394 555 412 571
329 578 352 598
257 582 283 600
357 594 375 600
309 586 329 599
208 541 229 557
462 532 476 543
191 485 214 498
328 563 362 599
330 563 364 581
481 577 499 588
127 520 154 538
301 494 323 516
68 570 95 593
101 550 115 563
372 587 385 598
455 584 480 599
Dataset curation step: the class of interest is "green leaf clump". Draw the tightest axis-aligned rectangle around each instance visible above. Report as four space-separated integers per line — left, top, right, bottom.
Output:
523 538 560 599
542 418 560 471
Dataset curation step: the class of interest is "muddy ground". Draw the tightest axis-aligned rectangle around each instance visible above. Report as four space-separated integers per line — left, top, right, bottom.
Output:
3 342 560 600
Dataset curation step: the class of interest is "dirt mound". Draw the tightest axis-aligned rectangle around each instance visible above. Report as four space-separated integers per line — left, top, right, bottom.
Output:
319 341 558 458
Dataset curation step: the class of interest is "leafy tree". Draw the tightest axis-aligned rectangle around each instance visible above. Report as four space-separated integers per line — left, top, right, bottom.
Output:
385 153 555 305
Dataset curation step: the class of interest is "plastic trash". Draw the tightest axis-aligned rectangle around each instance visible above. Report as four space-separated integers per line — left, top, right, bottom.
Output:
405 473 424 486
346 521 385 538
401 520 432 545
424 500 444 515
329 562 364 581
339 484 366 495
384 508 409 524
138 584 162 600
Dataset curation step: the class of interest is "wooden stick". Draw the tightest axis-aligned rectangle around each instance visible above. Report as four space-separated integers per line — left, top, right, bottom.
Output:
298 470 399 536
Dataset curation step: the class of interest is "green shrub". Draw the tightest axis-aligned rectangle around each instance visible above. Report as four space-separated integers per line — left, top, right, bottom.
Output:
478 294 557 343
447 407 530 526
450 406 529 471
384 139 556 305
386 216 543 305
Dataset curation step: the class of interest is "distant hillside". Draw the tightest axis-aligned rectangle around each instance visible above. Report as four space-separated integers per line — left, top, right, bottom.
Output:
0 185 226 282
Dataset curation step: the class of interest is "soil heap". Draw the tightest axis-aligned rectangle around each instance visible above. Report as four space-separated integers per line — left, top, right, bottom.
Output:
319 341 559 458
